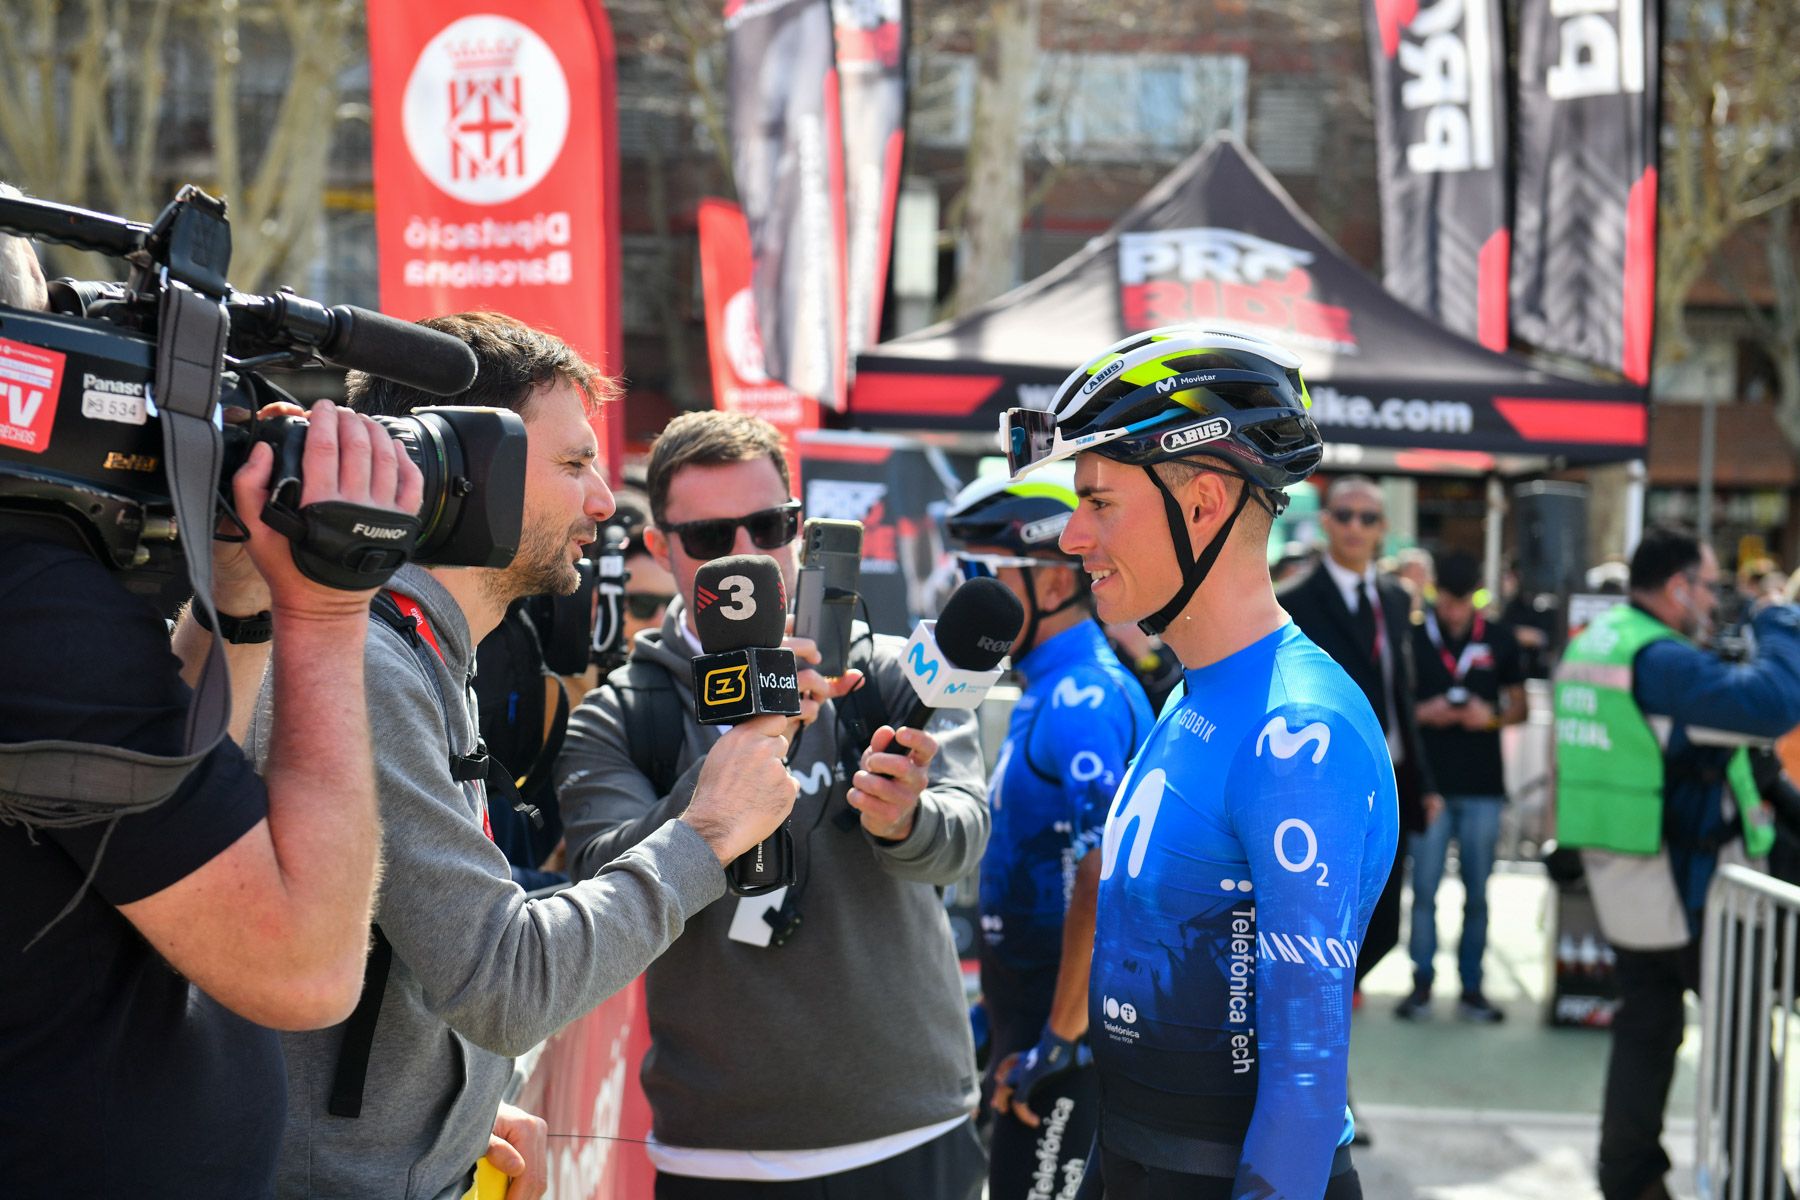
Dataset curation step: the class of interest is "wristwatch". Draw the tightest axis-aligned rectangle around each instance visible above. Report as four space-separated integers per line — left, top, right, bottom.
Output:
191 602 274 645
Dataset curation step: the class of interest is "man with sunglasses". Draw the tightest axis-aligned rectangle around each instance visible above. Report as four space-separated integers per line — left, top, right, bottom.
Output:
557 410 990 1199
944 472 1152 1200
1277 476 1442 1027
1555 525 1800 1200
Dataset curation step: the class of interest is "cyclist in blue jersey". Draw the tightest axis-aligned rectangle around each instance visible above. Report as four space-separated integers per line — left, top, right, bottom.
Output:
945 472 1154 1200
1001 326 1400 1200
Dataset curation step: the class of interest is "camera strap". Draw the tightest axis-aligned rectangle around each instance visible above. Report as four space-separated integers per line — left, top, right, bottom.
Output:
0 283 231 946
0 284 230 814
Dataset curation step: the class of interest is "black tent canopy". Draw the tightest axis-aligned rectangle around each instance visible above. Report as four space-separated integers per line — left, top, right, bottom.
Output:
850 136 1647 475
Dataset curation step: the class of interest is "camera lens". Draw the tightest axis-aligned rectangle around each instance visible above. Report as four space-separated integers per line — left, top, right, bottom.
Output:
244 405 527 569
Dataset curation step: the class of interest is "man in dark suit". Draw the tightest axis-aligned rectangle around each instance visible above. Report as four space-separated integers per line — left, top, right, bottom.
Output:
1279 476 1442 998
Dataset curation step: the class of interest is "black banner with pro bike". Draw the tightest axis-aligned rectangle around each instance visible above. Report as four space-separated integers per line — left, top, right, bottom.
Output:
1364 0 1511 351
1511 0 1660 386
850 136 1647 469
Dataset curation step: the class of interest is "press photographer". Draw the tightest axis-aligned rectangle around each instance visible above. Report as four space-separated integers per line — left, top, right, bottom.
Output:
0 186 442 1197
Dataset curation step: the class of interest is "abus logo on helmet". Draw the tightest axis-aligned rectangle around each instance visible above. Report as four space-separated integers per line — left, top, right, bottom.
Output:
1080 357 1125 396
1159 419 1230 454
1020 514 1069 544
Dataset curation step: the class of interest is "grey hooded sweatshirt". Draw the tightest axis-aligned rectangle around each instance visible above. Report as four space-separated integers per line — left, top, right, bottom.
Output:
246 565 726 1199
555 605 989 1152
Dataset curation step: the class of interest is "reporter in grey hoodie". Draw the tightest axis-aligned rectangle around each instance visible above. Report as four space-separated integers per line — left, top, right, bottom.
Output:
246 315 831 1200
557 412 991 1199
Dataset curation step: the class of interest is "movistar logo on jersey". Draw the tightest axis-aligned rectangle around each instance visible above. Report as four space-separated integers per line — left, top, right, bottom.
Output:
1101 768 1165 882
1159 418 1230 455
1255 715 1330 763
1053 678 1105 710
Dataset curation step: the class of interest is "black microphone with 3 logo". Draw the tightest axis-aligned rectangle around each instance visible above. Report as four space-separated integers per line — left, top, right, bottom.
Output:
691 554 802 895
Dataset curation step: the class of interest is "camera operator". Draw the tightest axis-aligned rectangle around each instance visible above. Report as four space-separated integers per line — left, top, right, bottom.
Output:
0 223 422 1195
1554 525 1800 1200
242 314 805 1200
556 410 990 1199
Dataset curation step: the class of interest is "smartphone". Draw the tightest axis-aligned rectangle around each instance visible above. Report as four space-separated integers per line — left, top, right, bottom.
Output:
792 518 863 677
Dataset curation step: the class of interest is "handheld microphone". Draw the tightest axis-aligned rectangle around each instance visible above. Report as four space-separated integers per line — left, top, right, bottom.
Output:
691 555 801 895
896 577 1024 730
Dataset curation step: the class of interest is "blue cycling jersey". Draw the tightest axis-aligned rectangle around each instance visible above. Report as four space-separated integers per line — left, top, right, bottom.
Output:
981 622 1151 980
1090 622 1399 1199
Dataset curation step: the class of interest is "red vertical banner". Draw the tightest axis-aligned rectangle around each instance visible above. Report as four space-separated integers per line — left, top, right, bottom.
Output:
725 0 848 411
367 0 624 476
698 198 820 481
830 0 907 368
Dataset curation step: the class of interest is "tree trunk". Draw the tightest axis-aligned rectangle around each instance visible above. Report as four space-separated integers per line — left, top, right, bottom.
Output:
950 0 1040 317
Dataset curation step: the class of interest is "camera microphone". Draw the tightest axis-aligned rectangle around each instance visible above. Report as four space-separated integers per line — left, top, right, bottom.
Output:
896 577 1024 730
691 554 801 896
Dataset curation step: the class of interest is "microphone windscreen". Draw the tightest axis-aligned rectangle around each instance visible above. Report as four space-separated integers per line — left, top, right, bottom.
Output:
693 554 788 653
935 577 1025 672
322 306 480 397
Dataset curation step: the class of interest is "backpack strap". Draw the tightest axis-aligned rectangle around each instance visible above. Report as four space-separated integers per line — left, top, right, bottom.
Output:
329 596 486 1118
326 926 394 1118
607 658 686 798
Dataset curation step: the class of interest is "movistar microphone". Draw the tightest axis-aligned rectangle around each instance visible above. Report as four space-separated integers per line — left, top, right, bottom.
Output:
692 554 800 896
897 577 1025 729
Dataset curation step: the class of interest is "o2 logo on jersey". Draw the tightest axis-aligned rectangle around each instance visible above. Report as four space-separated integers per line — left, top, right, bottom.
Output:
1274 817 1329 887
1053 678 1105 710
1102 995 1139 1024
1100 769 1165 882
1256 715 1330 763
1069 750 1108 783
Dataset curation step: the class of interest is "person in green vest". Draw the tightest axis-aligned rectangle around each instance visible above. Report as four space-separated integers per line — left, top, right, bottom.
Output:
1555 524 1800 1200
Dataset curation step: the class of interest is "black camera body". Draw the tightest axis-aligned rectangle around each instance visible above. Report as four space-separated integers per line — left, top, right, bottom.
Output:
0 185 524 589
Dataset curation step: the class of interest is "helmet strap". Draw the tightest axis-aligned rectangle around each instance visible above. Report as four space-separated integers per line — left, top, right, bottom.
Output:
1017 563 1083 656
1137 464 1253 636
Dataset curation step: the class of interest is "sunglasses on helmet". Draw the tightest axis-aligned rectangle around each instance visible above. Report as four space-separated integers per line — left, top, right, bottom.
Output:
1002 367 1277 478
660 500 802 560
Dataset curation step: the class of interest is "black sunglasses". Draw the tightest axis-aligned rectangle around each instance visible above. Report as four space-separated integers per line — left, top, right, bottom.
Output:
1330 508 1383 527
625 592 674 620
661 500 802 560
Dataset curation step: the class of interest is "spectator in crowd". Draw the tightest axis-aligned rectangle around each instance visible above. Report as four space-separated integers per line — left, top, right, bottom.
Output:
557 410 990 1199
1396 552 1527 1024
1555 525 1800 1200
942 473 1153 1200
1500 559 1557 677
246 314 809 1200
1 207 419 1195
1279 477 1443 997
1395 547 1436 617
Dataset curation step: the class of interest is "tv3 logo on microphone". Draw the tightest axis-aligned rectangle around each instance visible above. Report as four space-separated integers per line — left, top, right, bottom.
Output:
703 664 749 705
695 573 758 621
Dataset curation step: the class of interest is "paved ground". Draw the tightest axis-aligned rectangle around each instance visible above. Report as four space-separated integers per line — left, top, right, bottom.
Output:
1349 865 1701 1199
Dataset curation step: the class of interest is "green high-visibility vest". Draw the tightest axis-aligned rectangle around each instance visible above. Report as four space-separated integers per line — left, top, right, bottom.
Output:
1554 603 1771 857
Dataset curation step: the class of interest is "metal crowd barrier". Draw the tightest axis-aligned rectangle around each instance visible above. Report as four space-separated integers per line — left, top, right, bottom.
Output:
1697 863 1800 1200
